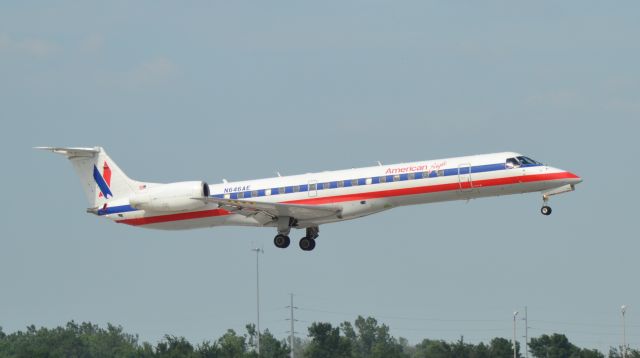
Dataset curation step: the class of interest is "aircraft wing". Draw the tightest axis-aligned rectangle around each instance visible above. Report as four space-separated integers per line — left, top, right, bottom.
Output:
195 197 341 221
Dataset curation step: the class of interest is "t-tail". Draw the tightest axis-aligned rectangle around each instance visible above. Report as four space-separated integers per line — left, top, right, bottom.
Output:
34 146 149 212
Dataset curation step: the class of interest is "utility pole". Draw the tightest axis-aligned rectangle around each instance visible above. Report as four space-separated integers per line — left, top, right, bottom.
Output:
522 306 528 358
621 305 628 358
251 247 263 355
286 293 298 358
513 311 519 358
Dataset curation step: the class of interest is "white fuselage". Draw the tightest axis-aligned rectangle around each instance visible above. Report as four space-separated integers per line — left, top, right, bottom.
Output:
98 152 581 231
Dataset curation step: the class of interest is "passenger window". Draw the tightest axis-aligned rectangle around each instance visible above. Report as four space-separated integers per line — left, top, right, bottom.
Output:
366 178 372 185
337 181 344 188
506 158 521 169
423 171 430 178
393 175 400 182
252 190 258 197
238 192 244 199
224 193 230 199
265 189 271 196
309 183 316 191
351 179 358 186
293 185 300 193
324 183 331 189
279 187 285 194
379 176 387 183
437 170 444 177
408 173 415 180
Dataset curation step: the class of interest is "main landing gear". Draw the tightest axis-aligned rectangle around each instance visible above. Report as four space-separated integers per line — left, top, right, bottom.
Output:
299 226 319 251
273 220 319 251
274 234 290 248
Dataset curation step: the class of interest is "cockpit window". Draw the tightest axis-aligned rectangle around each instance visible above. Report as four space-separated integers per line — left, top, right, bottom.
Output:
506 157 521 169
517 156 543 166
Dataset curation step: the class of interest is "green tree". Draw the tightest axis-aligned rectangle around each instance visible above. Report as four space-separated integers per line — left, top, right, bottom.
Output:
195 340 222 358
217 329 249 358
84 322 140 357
304 322 352 358
155 335 196 358
291 336 309 358
529 334 604 358
450 336 475 358
341 316 407 358
472 342 491 358
489 337 520 358
0 321 142 358
259 329 289 358
138 341 156 358
414 339 452 358
608 346 640 358
399 337 416 357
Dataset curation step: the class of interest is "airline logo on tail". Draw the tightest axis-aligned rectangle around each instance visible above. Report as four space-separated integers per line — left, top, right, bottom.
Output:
93 161 113 199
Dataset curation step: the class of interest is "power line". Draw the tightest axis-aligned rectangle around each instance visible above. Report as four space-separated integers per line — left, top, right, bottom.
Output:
296 307 504 323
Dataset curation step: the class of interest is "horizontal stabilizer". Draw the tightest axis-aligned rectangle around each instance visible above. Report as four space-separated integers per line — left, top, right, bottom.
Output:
34 146 100 158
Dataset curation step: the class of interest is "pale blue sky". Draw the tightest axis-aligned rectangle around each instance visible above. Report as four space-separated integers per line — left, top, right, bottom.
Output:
1 1 639 353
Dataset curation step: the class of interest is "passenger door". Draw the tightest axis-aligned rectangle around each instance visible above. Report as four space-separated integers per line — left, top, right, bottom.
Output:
308 180 318 197
458 163 473 191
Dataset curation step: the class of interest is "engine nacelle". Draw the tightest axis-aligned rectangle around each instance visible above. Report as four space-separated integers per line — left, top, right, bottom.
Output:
129 181 209 212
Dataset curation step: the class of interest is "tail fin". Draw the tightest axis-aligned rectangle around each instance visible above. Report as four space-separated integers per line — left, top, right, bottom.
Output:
35 146 146 208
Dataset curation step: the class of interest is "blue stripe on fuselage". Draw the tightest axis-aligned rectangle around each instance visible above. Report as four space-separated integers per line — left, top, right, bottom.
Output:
210 163 541 198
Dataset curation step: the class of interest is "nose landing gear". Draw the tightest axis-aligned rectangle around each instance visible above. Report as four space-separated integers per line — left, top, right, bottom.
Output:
540 194 552 216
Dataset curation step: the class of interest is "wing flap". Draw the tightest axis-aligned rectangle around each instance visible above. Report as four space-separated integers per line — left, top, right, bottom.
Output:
195 197 341 221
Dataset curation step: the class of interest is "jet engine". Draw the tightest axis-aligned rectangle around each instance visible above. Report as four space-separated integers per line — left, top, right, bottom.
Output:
129 181 209 212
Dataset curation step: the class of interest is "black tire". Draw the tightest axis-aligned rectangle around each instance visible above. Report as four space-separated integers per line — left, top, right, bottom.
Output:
541 206 552 216
274 234 290 248
299 237 316 251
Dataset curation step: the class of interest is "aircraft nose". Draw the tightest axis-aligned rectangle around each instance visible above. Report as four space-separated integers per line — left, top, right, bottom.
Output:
567 171 583 184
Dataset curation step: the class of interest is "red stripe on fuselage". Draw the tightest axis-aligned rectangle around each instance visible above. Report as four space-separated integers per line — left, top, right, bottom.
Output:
116 171 578 226
284 171 579 205
117 208 229 226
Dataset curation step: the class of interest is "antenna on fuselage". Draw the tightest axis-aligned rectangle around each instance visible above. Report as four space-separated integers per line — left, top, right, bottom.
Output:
276 172 282 177
222 179 228 183
377 161 382 166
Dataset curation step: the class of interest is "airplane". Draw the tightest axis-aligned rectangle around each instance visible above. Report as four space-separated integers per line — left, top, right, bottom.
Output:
36 147 582 251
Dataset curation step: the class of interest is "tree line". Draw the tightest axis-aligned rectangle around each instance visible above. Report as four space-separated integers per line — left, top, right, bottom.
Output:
0 316 637 358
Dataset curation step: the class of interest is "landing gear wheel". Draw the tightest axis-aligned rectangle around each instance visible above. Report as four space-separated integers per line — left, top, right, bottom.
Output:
274 234 290 248
299 237 316 251
541 206 552 216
